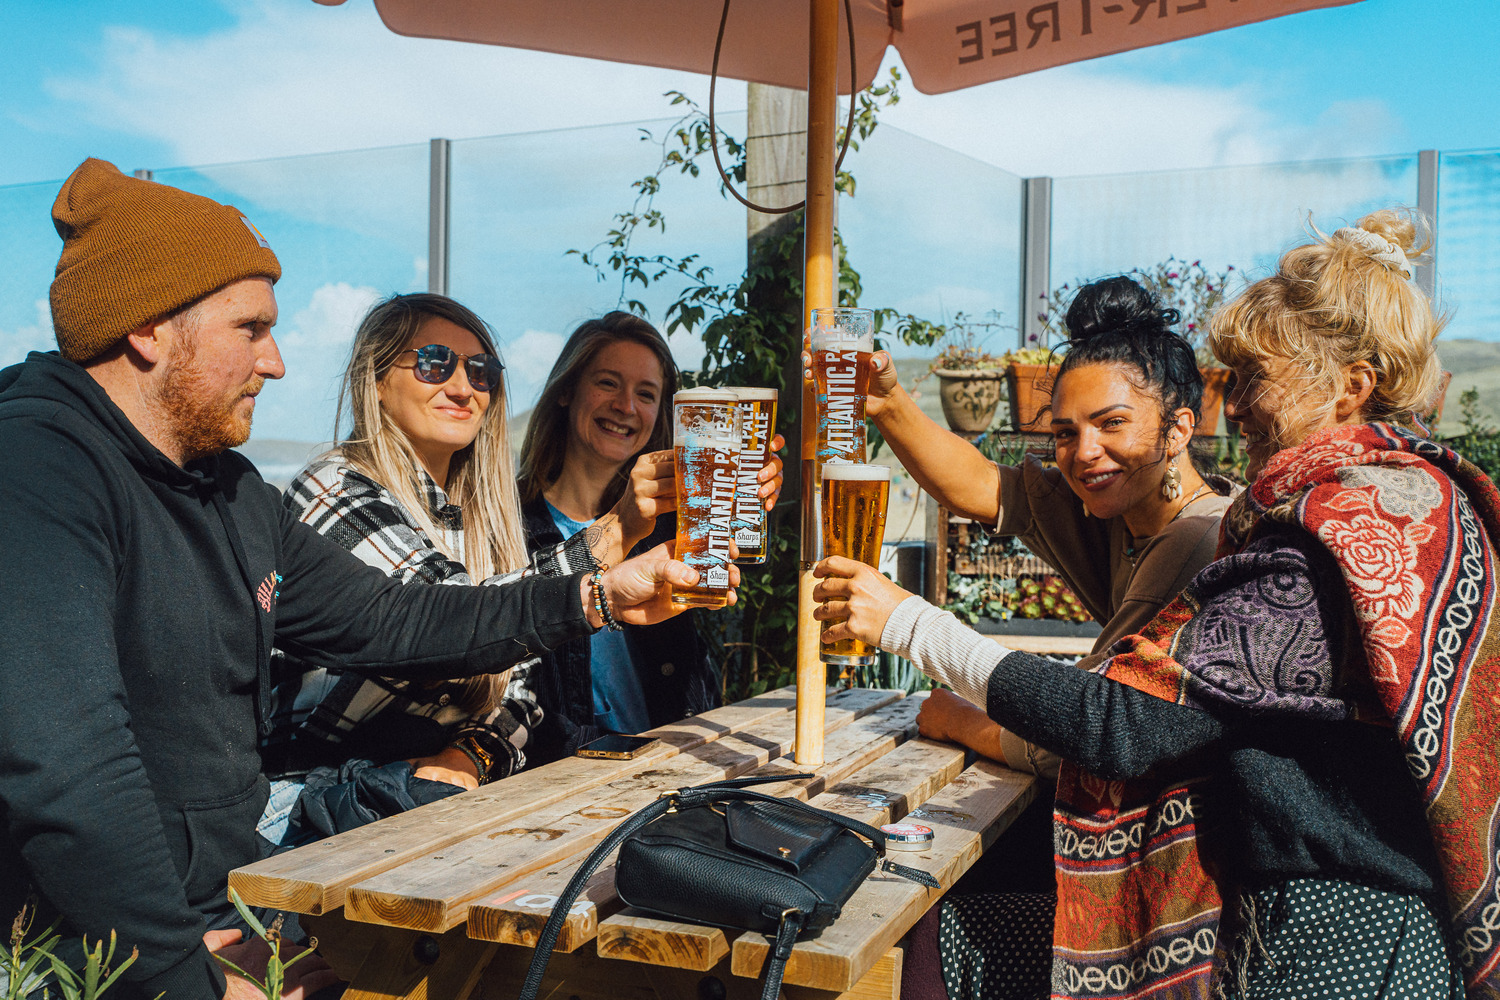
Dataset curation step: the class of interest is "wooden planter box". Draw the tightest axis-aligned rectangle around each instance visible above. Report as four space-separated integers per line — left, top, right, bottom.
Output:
1004 363 1055 432
1197 366 1230 436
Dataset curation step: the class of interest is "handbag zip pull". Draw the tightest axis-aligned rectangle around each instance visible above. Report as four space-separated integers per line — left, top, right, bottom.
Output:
880 858 941 889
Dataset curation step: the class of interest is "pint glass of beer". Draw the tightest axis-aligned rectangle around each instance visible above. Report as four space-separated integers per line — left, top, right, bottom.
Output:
729 387 778 565
820 463 890 667
671 388 741 609
810 308 875 470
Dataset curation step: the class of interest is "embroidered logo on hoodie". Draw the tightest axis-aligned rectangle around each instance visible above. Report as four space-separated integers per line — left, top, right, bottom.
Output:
257 572 281 613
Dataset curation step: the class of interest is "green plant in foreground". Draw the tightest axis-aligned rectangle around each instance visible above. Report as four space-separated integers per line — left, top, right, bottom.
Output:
212 891 317 1000
5 900 146 1000
1448 388 1500 484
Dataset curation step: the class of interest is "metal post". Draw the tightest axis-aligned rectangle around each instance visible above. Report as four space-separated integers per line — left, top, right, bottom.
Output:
132 169 153 181
429 139 451 296
1020 177 1053 348
1416 149 1439 303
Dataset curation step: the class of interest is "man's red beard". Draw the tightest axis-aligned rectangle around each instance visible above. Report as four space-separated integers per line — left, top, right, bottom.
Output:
155 333 264 463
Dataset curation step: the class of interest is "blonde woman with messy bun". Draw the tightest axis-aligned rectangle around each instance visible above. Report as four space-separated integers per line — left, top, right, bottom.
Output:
817 209 1498 998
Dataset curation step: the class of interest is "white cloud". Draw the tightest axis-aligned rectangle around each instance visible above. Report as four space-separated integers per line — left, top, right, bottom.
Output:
500 327 566 411
33 0 1407 185
877 57 1403 178
252 280 381 441
0 299 53 368
43 0 737 169
279 281 382 352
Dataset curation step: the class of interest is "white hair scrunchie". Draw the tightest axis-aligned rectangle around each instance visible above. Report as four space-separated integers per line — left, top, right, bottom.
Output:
1332 226 1413 280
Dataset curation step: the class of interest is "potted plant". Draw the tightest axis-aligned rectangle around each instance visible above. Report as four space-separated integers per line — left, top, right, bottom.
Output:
1132 258 1237 435
924 313 1010 434
1040 263 1240 436
998 345 1056 432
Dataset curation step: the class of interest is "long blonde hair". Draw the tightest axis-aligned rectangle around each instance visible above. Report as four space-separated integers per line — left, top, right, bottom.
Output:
517 311 679 512
1209 208 1446 447
336 294 528 714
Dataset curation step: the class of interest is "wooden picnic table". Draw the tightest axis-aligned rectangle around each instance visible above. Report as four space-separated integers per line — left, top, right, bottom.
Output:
230 687 1037 1000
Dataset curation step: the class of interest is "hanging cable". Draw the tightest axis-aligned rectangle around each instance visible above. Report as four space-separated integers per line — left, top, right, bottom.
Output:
707 0 858 215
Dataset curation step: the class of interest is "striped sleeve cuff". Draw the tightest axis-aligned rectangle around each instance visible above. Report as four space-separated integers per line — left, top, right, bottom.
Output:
880 596 1012 709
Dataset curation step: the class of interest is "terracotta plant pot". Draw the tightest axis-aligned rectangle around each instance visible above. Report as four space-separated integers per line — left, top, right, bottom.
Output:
1004 363 1054 432
1197 367 1231 436
934 368 1005 434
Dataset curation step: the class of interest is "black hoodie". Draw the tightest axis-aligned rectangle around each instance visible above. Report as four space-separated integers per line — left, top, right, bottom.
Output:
0 353 592 1000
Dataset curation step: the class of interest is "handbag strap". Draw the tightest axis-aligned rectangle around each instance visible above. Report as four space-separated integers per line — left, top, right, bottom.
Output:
760 909 805 1000
516 773 814 1000
676 785 890 857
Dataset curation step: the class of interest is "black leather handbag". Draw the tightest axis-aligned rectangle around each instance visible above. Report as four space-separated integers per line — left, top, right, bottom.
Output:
516 774 938 1000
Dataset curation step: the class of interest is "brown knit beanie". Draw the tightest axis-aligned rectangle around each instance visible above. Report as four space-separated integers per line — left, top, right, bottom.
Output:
50 158 282 363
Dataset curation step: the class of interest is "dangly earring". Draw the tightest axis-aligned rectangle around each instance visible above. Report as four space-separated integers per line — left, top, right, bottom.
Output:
1161 460 1182 501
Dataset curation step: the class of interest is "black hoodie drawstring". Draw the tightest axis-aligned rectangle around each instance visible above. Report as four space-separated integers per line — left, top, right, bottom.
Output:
209 490 274 738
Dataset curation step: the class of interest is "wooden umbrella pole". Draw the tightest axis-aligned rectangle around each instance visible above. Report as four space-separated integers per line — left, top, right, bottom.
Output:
795 0 839 766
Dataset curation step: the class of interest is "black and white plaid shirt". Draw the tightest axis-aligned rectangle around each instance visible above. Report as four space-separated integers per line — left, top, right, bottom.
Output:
263 456 596 780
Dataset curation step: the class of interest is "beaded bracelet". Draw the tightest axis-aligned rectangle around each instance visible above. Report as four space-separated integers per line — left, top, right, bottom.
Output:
591 568 624 632
451 737 492 784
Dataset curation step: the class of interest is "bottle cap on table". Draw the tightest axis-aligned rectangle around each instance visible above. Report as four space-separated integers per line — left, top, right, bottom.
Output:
880 822 934 851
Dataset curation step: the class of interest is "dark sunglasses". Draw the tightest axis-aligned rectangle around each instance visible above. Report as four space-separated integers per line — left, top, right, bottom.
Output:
397 344 505 394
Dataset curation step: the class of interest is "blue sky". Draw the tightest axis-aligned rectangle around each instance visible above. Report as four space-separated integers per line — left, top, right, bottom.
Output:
3 0 1497 185
1 0 1498 446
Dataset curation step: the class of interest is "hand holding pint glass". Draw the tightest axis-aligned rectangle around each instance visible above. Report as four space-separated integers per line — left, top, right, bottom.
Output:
819 463 890 667
729 387 778 565
811 308 874 470
671 388 741 609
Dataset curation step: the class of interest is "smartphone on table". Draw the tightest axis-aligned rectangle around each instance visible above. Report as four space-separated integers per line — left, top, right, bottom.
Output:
574 734 659 760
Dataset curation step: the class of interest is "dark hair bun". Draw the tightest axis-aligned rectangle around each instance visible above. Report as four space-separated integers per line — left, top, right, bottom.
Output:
1065 275 1179 341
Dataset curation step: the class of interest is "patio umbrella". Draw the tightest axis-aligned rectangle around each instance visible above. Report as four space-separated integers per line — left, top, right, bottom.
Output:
314 0 1365 763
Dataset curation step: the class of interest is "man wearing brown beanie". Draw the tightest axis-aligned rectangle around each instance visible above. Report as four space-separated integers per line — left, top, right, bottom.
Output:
0 161 712 1000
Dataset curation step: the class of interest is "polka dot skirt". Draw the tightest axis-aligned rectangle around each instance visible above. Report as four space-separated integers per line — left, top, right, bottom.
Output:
930 880 1463 1000
938 892 1053 1000
1234 878 1464 999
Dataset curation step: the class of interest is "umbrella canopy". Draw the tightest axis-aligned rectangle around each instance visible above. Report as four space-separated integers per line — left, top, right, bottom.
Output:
314 0 1366 765
343 0 1363 95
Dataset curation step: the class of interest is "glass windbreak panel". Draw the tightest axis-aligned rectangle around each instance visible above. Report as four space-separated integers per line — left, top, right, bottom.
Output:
1052 154 1419 300
449 115 749 416
1437 150 1500 344
1436 149 1500 432
837 125 1024 357
153 144 428 483
0 179 69 368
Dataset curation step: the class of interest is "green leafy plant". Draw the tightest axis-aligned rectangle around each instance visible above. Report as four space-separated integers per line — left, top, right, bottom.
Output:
5 901 147 1000
1132 258 1236 366
573 70 949 700
1448 388 1500 484
212 891 317 1000
1038 260 1238 367
998 347 1054 366
922 312 1007 373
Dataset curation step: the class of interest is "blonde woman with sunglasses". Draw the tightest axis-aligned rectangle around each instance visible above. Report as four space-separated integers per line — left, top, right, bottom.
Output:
256 294 698 849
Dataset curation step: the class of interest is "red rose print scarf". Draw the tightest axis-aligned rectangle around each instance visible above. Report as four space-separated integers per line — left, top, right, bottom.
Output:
1050 423 1500 1000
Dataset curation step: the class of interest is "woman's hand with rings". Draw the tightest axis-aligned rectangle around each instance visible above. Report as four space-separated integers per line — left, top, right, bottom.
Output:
801 348 899 419
811 555 911 650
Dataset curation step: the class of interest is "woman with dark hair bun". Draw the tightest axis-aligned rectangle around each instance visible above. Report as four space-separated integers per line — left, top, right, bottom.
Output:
810 275 1236 999
864 276 1234 776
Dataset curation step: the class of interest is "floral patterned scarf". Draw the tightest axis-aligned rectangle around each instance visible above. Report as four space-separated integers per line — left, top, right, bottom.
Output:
1050 423 1500 999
